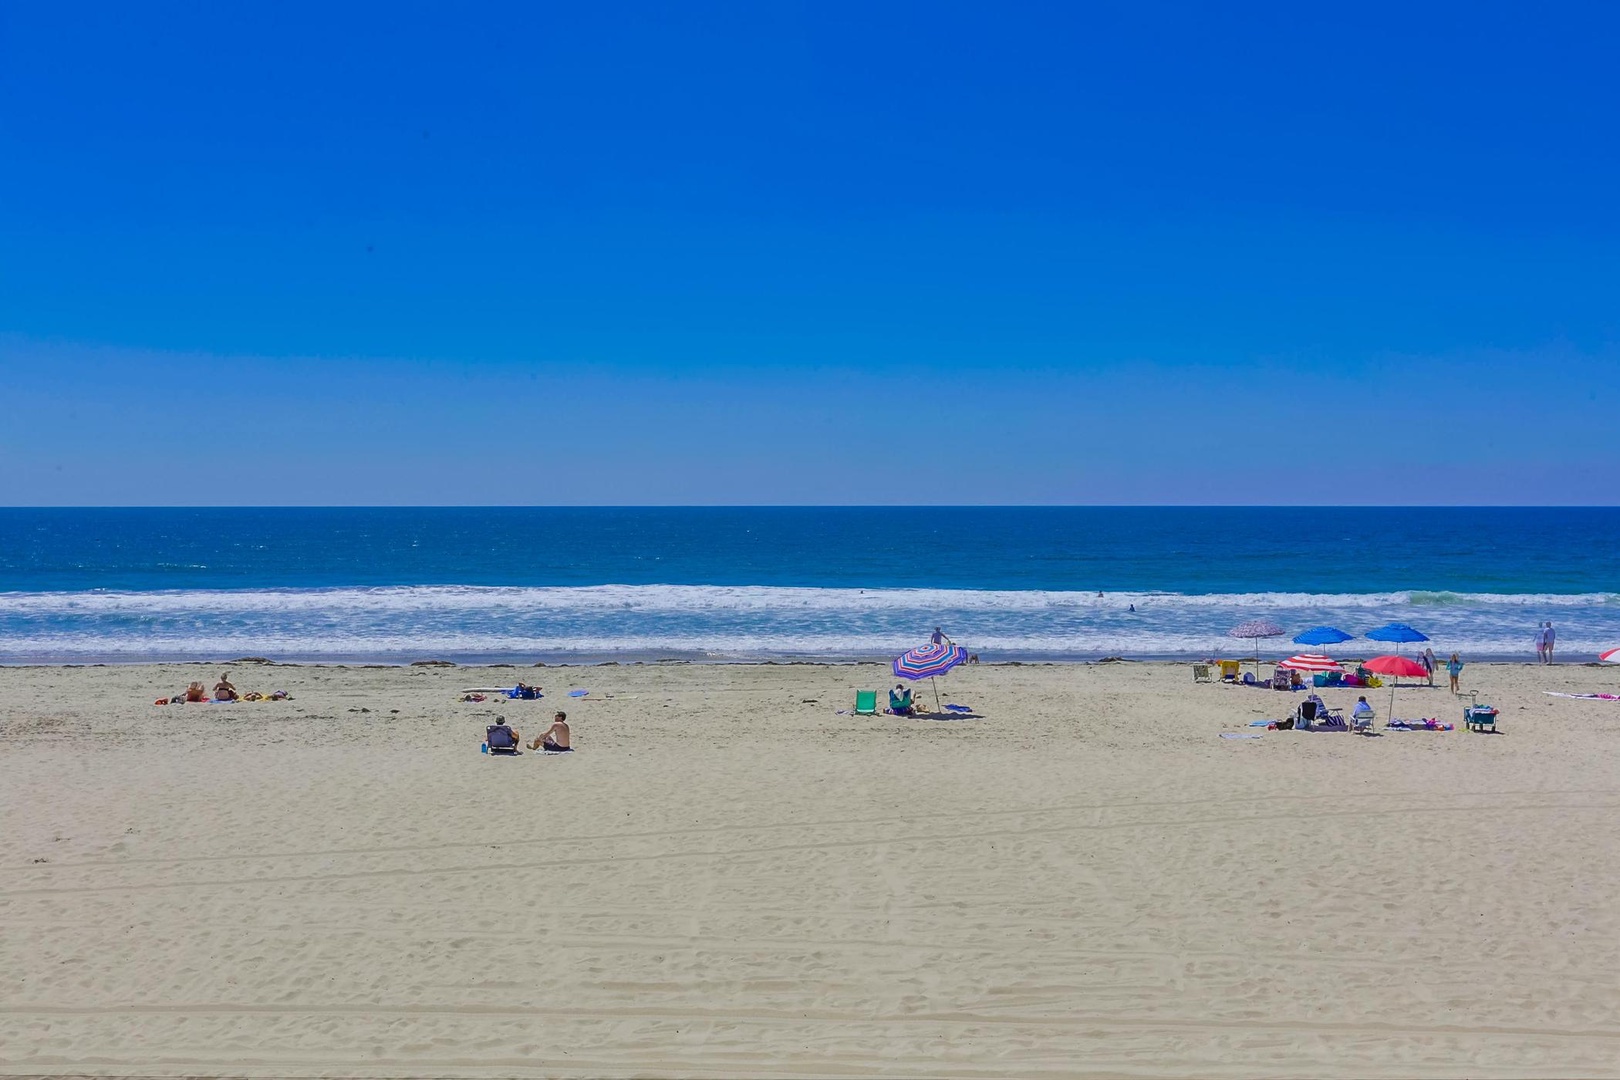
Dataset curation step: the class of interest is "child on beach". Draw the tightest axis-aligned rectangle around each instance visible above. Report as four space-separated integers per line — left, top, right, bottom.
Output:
1447 653 1463 693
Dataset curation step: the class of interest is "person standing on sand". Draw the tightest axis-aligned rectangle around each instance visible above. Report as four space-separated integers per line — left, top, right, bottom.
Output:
1535 624 1548 664
1448 653 1463 693
931 626 952 646
1544 621 1556 663
1421 647 1436 686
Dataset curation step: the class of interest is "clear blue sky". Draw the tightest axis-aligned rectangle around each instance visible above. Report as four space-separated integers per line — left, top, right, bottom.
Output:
2 1 1617 504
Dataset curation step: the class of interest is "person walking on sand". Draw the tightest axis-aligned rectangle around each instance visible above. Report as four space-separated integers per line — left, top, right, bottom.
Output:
1421 646 1436 686
1543 621 1556 664
1447 652 1463 693
1535 623 1549 664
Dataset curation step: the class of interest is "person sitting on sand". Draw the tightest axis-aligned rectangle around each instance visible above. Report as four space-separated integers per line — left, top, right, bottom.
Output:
184 681 209 702
889 684 914 716
486 716 521 753
527 711 572 752
213 673 239 702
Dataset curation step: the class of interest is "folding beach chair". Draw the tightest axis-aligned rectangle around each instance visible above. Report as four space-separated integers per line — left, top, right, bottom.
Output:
1295 699 1321 728
853 690 879 716
1218 660 1242 683
485 723 522 755
1192 664 1212 682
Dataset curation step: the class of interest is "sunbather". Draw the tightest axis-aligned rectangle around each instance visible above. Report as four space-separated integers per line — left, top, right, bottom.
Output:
184 681 209 702
528 711 572 752
213 673 239 702
889 684 914 716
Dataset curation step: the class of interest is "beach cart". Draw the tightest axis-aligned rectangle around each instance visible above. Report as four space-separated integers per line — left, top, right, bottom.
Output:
1462 693 1498 733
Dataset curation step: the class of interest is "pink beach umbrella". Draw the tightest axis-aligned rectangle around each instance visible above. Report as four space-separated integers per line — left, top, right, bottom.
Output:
1364 654 1428 723
1599 647 1620 663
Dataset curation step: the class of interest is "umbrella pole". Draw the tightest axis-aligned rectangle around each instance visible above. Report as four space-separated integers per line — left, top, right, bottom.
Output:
932 677 941 713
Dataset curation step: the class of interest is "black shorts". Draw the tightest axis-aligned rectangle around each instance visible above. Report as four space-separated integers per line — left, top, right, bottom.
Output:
542 742 573 752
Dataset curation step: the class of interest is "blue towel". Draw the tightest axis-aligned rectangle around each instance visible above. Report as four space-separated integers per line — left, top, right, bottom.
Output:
944 703 972 712
567 689 589 698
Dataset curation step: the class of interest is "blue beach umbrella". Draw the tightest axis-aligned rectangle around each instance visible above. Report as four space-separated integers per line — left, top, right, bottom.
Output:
894 641 969 712
1293 626 1354 648
1366 622 1429 655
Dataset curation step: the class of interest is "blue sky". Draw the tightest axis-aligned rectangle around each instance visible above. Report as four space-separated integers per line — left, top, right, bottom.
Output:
2 1 1617 504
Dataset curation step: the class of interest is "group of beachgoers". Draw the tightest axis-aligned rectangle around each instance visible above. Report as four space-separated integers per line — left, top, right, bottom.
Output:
485 711 572 753
156 673 289 705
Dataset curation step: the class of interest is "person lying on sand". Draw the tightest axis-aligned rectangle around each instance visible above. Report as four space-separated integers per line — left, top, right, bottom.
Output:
184 681 209 702
527 711 572 752
213 674 239 702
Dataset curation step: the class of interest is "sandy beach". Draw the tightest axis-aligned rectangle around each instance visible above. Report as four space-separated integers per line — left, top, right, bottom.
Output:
4 659 1620 1078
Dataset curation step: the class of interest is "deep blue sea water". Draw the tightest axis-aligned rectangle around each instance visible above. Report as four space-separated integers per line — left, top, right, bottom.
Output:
1 507 1616 663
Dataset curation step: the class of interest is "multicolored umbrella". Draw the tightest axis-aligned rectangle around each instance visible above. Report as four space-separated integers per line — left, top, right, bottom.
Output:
1364 654 1428 724
894 641 968 712
1227 619 1286 675
1277 653 1343 672
1599 647 1620 664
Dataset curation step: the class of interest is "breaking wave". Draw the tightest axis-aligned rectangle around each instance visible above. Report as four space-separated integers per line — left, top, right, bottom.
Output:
1 585 1614 663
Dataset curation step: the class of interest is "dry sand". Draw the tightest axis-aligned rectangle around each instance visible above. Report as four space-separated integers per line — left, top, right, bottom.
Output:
4 659 1620 1078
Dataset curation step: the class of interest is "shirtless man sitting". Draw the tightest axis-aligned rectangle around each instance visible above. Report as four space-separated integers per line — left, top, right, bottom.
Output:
527 711 572 752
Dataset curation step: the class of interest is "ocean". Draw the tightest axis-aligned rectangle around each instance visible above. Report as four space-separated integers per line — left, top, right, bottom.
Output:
1 507 1616 664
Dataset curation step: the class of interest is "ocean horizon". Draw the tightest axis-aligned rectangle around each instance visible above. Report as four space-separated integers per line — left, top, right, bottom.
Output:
2 506 1616 665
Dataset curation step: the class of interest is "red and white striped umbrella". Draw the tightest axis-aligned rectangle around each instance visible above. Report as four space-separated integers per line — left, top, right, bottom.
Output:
1276 653 1343 672
1600 647 1620 663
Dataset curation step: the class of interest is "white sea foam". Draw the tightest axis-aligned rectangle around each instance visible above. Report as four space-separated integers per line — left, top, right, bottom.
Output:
1 585 1614 662
2 584 1616 613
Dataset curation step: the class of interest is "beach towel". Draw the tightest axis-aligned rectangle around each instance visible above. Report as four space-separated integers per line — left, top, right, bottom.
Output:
1220 732 1263 739
1388 718 1453 730
1544 692 1620 700
567 689 589 697
1247 719 1271 726
944 703 972 712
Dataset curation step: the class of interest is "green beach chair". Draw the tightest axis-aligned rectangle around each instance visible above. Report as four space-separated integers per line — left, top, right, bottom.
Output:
854 690 878 716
